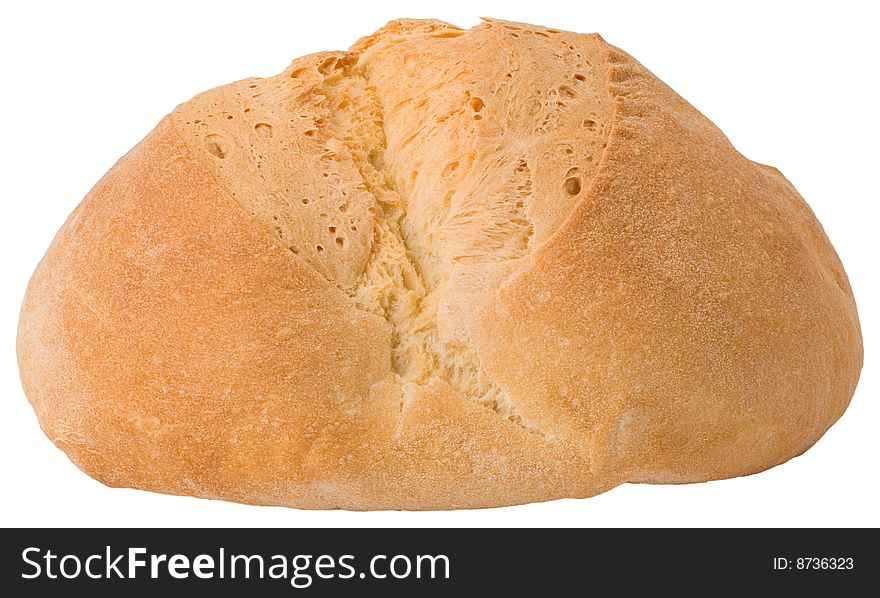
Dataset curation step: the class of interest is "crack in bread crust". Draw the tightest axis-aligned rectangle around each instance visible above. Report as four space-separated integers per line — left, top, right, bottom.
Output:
313 55 542 434
169 19 614 438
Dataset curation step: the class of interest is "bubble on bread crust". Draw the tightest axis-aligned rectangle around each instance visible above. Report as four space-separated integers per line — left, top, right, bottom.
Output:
563 166 583 195
467 94 486 120
558 85 577 99
254 122 273 137
317 54 350 75
430 30 465 39
555 143 575 157
204 134 227 159
564 176 582 195
289 67 309 79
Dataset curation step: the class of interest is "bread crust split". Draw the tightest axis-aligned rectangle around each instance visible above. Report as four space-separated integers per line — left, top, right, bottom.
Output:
17 18 862 510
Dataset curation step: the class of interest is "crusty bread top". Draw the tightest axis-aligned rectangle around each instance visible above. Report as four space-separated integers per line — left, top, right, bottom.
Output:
169 18 612 424
18 18 862 509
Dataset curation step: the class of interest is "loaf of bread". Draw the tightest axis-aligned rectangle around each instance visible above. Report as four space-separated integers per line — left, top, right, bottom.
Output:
17 18 862 510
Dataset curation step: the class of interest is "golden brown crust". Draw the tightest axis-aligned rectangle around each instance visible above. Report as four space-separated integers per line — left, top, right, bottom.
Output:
17 18 862 509
477 42 862 484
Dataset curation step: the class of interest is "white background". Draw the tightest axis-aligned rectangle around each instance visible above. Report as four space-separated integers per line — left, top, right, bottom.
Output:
1 0 876 527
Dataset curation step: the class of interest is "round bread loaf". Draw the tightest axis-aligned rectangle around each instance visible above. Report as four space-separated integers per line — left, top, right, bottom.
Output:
17 18 862 509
